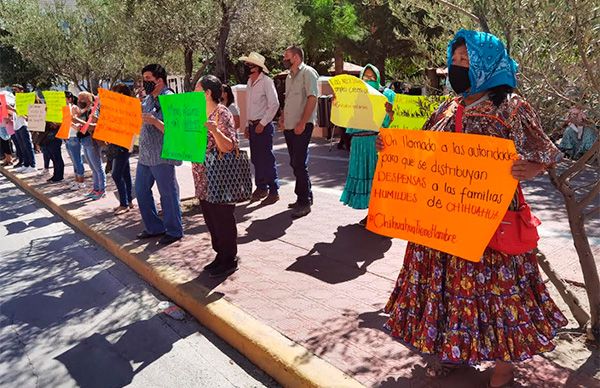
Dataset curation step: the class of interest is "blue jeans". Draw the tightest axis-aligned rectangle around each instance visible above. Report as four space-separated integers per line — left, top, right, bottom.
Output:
15 126 36 168
65 137 85 177
284 124 313 205
135 163 183 238
111 150 132 207
46 139 64 180
80 136 105 191
249 122 279 193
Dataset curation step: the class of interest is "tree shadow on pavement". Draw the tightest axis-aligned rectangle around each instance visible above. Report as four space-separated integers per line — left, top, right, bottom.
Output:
54 314 195 388
4 215 57 235
0 183 41 222
285 224 392 284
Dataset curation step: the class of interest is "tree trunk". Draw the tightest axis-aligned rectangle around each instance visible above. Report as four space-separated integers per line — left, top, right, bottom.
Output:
214 0 232 82
375 57 386 86
548 143 600 342
334 46 343 75
89 76 99 95
536 251 590 327
424 68 439 95
183 47 194 92
190 59 211 90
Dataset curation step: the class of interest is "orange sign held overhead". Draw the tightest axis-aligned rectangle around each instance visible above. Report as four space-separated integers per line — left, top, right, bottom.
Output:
93 88 142 148
56 106 72 139
0 94 8 121
367 129 519 262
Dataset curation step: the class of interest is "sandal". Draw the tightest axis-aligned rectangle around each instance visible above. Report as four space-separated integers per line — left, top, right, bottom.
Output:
114 206 130 215
425 361 460 378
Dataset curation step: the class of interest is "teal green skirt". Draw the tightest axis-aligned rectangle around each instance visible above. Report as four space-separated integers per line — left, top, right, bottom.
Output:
340 134 378 209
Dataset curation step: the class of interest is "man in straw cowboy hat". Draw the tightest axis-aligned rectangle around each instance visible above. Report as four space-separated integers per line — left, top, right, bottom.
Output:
239 51 281 204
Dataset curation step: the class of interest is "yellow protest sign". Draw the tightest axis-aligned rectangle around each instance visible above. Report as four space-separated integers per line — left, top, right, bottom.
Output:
389 95 449 130
15 92 36 117
329 74 387 131
367 129 518 262
42 91 66 123
93 88 142 148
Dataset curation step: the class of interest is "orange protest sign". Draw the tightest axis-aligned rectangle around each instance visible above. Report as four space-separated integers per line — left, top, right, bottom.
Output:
93 88 141 148
93 124 135 148
366 129 518 262
0 94 8 120
56 106 72 140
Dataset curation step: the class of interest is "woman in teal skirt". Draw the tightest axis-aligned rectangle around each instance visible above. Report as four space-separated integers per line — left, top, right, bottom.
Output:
340 64 395 225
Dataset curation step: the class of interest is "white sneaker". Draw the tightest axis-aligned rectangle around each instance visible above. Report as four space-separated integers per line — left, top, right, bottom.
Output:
38 168 50 175
78 182 87 189
22 166 38 174
13 166 26 173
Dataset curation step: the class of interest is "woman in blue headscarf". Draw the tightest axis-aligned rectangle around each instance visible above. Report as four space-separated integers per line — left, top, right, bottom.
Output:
340 64 395 225
379 30 567 387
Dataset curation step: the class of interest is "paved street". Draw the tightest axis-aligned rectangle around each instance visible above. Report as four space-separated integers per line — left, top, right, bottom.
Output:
0 175 278 388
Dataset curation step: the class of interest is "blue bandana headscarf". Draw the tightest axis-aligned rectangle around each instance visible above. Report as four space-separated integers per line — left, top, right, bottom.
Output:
447 29 518 96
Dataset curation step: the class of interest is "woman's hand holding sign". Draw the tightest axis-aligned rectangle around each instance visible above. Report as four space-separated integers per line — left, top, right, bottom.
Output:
511 157 546 181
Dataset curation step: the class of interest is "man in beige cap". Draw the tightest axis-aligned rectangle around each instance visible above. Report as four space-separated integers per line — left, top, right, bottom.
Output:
239 52 280 204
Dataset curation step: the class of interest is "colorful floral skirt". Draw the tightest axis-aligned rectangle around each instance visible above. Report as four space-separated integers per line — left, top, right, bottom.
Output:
340 134 378 210
384 243 568 364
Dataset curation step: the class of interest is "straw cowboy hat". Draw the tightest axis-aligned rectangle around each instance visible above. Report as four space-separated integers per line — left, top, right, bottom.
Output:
239 52 269 73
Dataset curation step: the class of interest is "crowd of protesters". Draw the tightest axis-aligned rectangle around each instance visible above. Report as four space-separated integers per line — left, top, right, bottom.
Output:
0 33 576 387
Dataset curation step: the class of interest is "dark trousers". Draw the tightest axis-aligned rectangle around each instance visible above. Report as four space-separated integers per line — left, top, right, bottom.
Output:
46 139 64 180
41 144 52 169
12 134 23 164
284 123 313 205
200 200 237 263
0 139 12 156
249 122 279 193
15 126 36 168
112 150 132 207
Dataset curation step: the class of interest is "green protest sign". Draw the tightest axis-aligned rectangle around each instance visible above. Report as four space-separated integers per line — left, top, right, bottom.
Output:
389 95 449 130
15 92 36 117
160 92 208 163
42 91 66 123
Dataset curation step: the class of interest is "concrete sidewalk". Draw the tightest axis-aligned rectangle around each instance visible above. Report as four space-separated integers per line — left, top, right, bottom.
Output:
1 133 598 387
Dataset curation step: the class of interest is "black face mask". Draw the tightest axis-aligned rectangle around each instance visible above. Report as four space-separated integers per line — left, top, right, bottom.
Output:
282 59 292 70
244 64 257 78
77 101 88 109
449 65 470 94
143 80 157 95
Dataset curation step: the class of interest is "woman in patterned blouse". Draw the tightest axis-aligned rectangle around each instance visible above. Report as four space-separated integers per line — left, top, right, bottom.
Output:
192 75 240 278
378 30 567 388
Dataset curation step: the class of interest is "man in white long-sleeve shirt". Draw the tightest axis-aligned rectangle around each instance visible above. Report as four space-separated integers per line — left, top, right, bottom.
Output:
240 52 281 204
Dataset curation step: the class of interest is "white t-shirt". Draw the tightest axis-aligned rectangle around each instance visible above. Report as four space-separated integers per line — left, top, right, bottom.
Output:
228 103 240 117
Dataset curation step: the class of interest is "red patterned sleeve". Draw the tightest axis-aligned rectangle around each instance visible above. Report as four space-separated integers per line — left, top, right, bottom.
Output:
217 105 239 146
422 99 454 131
509 97 562 166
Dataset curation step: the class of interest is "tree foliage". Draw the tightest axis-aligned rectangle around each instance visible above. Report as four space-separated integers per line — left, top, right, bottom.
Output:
0 0 145 92
297 0 365 74
133 0 303 89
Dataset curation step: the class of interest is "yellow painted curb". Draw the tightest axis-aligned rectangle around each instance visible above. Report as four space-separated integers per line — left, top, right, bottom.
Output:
1 167 365 388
